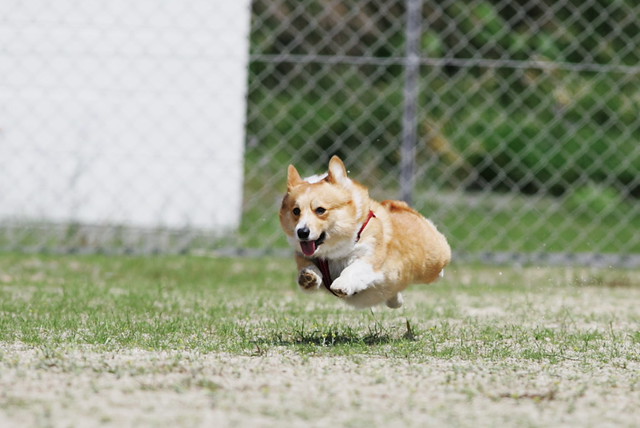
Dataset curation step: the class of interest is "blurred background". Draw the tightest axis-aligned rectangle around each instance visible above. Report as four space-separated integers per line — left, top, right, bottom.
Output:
1 0 639 266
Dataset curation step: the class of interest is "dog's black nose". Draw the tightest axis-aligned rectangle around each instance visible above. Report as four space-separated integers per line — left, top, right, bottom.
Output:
297 226 310 240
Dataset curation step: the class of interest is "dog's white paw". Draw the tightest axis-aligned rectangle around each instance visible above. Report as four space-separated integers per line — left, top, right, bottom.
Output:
329 277 355 297
298 267 322 291
329 260 383 297
330 274 372 297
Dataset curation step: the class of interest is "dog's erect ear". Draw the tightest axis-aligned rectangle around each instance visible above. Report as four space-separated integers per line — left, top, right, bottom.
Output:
327 155 349 184
287 164 303 189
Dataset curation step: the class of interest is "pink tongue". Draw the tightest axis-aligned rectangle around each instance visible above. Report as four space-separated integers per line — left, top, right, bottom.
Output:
300 240 317 256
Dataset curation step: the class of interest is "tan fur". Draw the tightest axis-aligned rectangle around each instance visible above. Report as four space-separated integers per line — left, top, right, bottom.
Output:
280 156 451 308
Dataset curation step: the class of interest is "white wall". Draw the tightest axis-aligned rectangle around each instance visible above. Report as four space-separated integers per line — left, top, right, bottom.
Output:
0 0 250 231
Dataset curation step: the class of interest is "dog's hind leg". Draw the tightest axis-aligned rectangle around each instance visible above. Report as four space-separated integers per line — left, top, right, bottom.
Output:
385 293 403 309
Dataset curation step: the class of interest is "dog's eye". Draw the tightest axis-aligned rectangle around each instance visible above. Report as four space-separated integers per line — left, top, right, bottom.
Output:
292 207 301 216
315 207 326 215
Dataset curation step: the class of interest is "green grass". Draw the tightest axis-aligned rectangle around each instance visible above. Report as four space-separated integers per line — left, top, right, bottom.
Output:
1 253 639 364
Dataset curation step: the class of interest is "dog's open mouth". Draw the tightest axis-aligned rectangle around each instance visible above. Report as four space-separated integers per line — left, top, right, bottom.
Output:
300 232 326 257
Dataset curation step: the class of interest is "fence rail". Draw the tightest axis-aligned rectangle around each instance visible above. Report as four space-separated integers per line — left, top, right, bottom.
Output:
250 53 640 74
2 0 639 266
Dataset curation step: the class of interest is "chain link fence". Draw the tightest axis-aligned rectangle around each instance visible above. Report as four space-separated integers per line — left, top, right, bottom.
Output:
2 0 640 266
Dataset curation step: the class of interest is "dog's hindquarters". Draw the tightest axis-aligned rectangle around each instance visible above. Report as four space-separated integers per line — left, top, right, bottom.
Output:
381 200 451 285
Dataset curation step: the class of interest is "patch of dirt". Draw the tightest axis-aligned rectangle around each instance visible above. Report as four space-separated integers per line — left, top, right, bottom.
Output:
1 343 639 427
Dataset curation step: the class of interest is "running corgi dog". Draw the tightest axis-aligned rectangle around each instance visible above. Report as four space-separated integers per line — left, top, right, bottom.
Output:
279 155 451 308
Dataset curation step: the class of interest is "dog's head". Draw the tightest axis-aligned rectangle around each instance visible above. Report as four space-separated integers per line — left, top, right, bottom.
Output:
279 156 369 258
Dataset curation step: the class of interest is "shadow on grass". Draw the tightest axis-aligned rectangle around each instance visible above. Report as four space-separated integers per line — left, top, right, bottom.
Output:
253 320 418 348
259 332 392 347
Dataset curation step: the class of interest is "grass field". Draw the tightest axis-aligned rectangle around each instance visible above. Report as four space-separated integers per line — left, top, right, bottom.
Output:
1 254 639 427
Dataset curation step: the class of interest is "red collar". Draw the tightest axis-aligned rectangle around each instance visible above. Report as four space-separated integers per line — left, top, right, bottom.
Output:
314 210 376 296
356 210 376 242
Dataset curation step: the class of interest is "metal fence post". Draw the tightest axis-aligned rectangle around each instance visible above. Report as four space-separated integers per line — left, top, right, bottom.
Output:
400 0 422 204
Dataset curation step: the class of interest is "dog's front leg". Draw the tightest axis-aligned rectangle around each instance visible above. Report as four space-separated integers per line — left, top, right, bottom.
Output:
330 259 383 297
295 254 323 292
